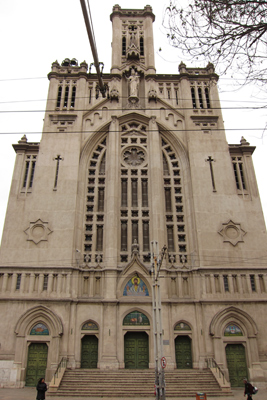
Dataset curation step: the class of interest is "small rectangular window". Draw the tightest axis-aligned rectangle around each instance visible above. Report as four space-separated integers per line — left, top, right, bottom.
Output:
232 156 247 192
223 275 229 292
175 89 178 105
259 275 265 292
131 179 138 207
198 87 204 109
122 37 126 56
140 37 144 56
132 221 138 245
23 161 30 188
16 274 21 290
29 161 36 188
43 275 48 291
205 87 211 108
64 86 69 108
141 179 148 207
121 179 128 207
121 221 128 251
238 163 246 190
191 87 197 109
143 221 149 251
57 86 62 108
167 225 174 252
98 188 105 212
96 225 103 251
250 275 256 292
71 86 76 108
165 188 172 212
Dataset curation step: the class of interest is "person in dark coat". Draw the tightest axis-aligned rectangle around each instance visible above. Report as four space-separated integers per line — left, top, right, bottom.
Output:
244 378 254 400
36 377 47 400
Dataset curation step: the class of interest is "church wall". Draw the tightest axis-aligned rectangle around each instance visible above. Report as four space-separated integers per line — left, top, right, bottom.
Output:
1 4 267 390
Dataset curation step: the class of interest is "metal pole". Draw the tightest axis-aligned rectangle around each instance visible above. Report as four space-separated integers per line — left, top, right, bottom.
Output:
79 0 106 97
151 240 159 400
151 241 166 400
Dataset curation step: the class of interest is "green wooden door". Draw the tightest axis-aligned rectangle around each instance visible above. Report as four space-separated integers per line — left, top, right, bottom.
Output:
25 343 48 386
175 336 192 369
226 344 248 387
124 332 149 369
81 335 98 368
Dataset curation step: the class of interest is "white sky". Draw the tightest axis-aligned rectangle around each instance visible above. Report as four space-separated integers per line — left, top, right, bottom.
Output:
0 0 267 242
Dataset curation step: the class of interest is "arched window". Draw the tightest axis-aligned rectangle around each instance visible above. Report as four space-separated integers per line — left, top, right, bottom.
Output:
174 322 191 331
123 311 150 325
224 324 243 336
30 323 49 335
82 321 98 331
84 137 107 264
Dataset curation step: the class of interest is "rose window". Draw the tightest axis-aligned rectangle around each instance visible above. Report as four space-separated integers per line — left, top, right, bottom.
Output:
122 147 146 167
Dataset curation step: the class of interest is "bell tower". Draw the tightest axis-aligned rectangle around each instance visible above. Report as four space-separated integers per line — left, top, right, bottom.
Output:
110 5 156 75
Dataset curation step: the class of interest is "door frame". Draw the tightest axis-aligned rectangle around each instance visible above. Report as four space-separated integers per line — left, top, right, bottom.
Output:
124 330 149 369
174 334 193 369
122 328 151 368
80 334 99 369
25 342 49 386
225 342 248 387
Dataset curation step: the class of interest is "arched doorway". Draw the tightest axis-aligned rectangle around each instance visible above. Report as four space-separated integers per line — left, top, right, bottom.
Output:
124 332 149 369
226 344 248 387
175 336 192 369
25 343 48 386
81 335 98 368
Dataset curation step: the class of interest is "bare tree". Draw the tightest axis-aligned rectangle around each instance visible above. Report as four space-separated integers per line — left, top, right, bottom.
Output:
164 0 267 87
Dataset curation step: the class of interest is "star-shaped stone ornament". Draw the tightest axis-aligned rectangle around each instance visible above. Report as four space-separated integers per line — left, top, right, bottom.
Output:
218 219 246 246
24 219 53 244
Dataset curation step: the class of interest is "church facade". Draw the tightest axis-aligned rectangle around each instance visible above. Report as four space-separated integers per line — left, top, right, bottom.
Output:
1 4 267 389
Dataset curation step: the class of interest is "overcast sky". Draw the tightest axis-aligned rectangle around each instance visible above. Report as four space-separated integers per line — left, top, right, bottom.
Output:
0 0 267 242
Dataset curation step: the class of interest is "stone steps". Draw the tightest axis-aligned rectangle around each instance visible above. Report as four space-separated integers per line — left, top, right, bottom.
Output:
53 369 229 397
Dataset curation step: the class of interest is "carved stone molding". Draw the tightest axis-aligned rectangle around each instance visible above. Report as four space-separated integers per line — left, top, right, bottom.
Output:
24 219 53 245
218 219 246 246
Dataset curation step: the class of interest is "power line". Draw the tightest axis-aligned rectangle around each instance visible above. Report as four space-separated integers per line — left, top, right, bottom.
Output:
1 104 267 113
0 96 267 106
0 127 266 136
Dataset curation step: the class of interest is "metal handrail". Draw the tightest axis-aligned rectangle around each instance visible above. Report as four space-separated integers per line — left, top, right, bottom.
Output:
206 357 228 385
53 357 68 385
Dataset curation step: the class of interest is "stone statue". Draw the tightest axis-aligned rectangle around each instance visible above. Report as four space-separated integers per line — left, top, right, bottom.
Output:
127 69 140 98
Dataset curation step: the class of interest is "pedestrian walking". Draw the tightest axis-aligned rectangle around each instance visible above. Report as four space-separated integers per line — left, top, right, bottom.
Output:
36 377 47 400
244 378 254 400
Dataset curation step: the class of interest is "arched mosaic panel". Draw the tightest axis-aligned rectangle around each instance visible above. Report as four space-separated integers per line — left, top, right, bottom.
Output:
30 323 49 335
174 322 191 331
82 321 98 331
123 275 149 296
224 324 243 336
123 311 150 326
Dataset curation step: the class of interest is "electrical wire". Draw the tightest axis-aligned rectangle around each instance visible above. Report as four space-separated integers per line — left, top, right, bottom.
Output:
0 127 266 136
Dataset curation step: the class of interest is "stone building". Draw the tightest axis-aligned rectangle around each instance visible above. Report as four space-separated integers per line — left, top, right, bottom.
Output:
0 4 267 389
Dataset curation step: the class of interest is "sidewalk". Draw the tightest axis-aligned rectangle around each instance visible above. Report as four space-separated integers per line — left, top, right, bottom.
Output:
0 388 266 400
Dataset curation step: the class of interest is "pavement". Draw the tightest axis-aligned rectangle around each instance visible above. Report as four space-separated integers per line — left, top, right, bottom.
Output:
0 388 266 400
1 387 267 400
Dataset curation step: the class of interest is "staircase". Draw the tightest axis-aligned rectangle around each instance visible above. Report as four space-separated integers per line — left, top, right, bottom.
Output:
52 368 231 397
